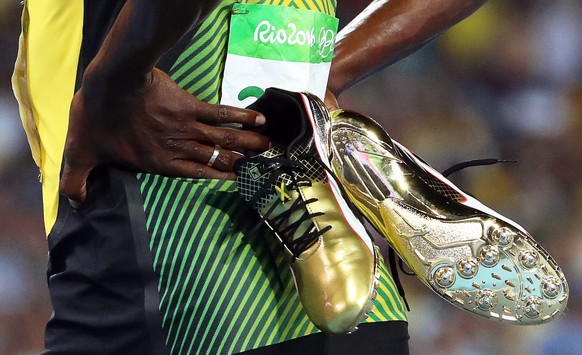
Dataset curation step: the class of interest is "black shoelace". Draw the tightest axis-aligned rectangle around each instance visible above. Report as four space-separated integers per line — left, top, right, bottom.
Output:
249 156 331 260
442 159 517 178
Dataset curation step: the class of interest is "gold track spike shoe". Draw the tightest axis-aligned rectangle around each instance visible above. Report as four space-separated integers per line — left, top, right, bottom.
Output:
234 89 380 334
323 109 568 325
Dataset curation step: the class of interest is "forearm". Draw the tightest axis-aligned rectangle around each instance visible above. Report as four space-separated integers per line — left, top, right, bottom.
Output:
329 0 487 96
84 0 219 90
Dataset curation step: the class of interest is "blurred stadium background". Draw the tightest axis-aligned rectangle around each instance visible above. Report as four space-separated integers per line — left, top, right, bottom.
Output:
1 0 581 353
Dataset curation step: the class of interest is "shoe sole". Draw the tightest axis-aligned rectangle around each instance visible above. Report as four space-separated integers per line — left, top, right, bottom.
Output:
328 109 569 324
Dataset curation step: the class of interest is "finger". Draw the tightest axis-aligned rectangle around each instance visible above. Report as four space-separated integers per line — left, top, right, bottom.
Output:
164 140 244 173
162 159 237 181
59 159 93 205
190 144 243 172
212 150 244 173
194 102 266 127
196 125 271 153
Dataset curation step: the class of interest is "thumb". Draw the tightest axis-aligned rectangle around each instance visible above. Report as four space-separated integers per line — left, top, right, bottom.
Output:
59 158 93 207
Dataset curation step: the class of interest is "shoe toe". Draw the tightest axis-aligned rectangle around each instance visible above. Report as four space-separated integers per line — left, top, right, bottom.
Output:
292 240 379 334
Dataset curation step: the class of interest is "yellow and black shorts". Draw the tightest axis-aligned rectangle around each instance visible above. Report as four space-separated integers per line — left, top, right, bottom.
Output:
43 168 409 354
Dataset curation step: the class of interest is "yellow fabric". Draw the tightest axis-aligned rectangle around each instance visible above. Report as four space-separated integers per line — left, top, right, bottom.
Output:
12 8 41 169
13 0 334 236
440 1 500 66
246 0 336 16
12 0 84 235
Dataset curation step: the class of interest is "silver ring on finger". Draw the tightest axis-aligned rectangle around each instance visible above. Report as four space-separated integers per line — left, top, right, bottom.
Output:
207 145 221 167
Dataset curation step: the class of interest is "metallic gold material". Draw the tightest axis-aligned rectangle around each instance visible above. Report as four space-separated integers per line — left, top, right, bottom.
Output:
476 289 498 311
285 179 380 334
434 265 456 288
236 91 378 334
541 277 561 299
479 245 501 267
519 250 539 269
490 227 515 249
316 108 569 325
523 296 542 318
457 257 479 278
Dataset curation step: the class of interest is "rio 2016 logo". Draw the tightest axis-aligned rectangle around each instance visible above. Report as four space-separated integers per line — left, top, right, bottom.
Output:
253 20 335 59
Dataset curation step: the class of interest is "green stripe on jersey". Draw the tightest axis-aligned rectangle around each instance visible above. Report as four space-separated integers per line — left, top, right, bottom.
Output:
138 176 316 354
137 175 406 354
168 0 337 103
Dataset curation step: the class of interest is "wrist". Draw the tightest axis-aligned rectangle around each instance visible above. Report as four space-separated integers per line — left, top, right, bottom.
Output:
81 62 152 97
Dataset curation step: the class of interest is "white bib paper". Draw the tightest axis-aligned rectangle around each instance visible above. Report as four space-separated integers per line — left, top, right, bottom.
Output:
221 4 339 108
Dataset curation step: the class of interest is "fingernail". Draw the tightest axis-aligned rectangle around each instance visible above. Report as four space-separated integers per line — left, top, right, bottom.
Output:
255 114 266 125
69 198 82 210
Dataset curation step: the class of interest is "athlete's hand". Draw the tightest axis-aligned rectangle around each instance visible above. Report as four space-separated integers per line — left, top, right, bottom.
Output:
324 88 340 111
60 68 271 203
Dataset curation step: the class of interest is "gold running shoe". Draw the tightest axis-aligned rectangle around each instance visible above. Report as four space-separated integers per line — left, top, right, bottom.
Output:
320 108 568 325
234 88 380 334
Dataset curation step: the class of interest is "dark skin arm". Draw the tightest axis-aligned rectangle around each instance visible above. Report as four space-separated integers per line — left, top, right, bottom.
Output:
60 0 271 202
63 0 487 202
326 0 488 108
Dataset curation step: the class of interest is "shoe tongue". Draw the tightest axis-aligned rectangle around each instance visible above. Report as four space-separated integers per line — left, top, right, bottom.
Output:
246 88 309 146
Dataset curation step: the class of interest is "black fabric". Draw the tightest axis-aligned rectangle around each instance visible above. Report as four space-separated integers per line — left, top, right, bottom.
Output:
246 88 305 146
240 321 410 355
42 168 410 355
42 168 167 355
77 0 202 81
75 0 127 90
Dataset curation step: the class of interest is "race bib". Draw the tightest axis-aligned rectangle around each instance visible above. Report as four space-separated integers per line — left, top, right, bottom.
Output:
220 3 338 108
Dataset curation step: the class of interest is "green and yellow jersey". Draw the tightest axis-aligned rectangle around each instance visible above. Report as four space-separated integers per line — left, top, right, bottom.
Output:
13 1 407 354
